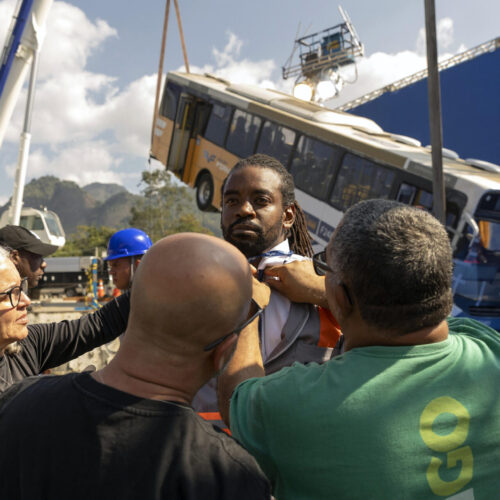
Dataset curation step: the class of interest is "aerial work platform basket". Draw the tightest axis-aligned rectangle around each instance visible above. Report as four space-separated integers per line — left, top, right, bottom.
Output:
282 6 364 81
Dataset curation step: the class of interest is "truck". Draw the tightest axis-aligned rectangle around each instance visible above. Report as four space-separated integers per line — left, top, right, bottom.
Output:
38 256 109 298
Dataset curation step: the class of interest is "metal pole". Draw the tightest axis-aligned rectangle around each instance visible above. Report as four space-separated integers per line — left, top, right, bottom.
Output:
10 46 40 225
424 0 446 224
173 0 190 73
150 0 171 148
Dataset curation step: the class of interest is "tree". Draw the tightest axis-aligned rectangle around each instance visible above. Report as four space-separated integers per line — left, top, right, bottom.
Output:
54 225 116 256
129 169 213 241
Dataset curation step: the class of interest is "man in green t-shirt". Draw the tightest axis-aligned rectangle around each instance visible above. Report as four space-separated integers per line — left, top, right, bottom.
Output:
218 199 500 500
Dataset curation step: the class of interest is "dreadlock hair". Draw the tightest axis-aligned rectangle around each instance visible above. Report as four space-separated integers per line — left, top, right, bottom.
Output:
224 154 314 257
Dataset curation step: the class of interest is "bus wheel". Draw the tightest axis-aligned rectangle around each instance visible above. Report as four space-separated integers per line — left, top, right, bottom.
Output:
196 173 214 211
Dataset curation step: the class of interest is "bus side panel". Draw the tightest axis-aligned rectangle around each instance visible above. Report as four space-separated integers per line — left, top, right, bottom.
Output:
151 116 174 166
295 189 344 250
187 137 239 209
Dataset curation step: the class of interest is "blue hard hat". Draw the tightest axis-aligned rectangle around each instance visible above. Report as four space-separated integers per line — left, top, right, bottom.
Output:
104 228 152 261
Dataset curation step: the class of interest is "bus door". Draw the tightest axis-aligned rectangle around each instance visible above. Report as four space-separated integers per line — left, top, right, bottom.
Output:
167 93 197 177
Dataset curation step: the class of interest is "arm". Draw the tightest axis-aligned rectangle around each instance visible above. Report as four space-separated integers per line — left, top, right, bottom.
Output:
218 277 268 426
24 291 130 374
262 260 330 309
218 317 265 427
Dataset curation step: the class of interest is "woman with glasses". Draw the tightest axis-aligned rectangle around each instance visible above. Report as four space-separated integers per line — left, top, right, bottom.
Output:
0 247 31 355
0 246 130 393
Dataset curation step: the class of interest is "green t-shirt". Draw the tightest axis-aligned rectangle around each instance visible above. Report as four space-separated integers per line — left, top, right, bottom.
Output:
230 318 500 499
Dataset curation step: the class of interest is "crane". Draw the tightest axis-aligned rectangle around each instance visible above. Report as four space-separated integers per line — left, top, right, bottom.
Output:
0 0 53 226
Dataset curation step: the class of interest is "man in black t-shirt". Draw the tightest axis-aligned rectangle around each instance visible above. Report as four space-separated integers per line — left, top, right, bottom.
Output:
0 233 270 500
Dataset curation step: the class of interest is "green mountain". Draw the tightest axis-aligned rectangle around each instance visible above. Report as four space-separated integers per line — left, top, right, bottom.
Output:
0 176 137 235
0 175 221 237
83 183 128 204
88 191 142 229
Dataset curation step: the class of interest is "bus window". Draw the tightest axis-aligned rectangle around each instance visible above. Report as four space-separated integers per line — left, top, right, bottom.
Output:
204 103 232 146
256 121 296 167
415 190 433 210
397 182 461 232
192 102 211 137
290 136 337 200
329 154 395 210
446 202 459 229
397 182 433 210
226 109 262 158
159 82 181 120
396 183 417 204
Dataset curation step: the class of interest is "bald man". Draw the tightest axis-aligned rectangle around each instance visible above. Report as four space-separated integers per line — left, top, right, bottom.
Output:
0 234 271 500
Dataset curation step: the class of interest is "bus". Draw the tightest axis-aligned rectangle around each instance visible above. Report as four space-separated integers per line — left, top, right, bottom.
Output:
150 71 500 329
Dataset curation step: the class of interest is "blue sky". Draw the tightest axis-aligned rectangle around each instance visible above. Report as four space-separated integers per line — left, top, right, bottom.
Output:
0 0 498 206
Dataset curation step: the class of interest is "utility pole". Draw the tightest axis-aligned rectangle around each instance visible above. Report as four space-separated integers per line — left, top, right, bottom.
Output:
424 0 446 224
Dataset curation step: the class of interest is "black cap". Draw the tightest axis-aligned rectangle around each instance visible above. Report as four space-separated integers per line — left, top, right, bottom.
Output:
0 225 58 257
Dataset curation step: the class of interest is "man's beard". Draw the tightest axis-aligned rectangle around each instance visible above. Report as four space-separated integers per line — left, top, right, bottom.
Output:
221 217 285 258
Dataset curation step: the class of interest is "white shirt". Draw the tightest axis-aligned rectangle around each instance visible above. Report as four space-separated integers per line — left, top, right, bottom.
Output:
256 240 309 361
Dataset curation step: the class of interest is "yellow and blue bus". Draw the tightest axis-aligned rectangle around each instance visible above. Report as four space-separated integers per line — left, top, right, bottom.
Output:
150 71 500 329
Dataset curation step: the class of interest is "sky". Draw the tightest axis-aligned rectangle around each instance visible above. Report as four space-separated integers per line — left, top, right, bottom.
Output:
0 0 498 207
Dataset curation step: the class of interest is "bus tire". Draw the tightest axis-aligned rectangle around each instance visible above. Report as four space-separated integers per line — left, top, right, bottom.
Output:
196 173 215 211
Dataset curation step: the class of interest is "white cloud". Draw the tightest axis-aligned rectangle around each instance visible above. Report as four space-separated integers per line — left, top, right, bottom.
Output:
333 17 463 108
416 17 455 55
333 50 427 107
182 23 463 113
1 0 153 188
213 32 243 67
1 0 119 146
182 31 281 89
0 3 467 206
98 74 157 157
4 141 123 186
40 1 117 78
437 18 454 49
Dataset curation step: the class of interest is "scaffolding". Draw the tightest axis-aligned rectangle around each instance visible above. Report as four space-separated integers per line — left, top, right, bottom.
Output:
282 6 363 81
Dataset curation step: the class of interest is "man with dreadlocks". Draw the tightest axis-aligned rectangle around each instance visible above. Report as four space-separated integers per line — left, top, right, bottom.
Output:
192 154 341 429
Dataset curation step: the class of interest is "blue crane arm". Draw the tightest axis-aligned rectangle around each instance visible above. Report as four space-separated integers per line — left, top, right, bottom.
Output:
0 0 34 99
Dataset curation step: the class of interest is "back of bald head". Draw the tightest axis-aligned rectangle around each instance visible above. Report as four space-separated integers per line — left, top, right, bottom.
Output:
128 233 252 354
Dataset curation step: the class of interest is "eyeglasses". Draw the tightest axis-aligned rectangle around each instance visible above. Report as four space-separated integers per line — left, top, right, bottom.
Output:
203 298 264 352
0 277 29 308
313 251 353 306
312 250 333 276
